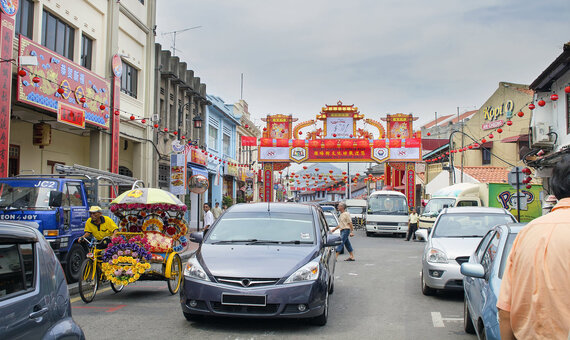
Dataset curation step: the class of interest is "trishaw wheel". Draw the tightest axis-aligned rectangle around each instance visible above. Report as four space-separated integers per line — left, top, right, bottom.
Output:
78 259 99 303
167 254 183 295
110 281 124 293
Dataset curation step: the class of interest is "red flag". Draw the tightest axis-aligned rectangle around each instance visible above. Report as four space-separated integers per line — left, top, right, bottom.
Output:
241 136 257 146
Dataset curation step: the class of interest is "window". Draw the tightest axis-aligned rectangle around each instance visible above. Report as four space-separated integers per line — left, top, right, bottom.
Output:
80 34 93 70
42 10 75 60
158 163 169 189
223 134 231 155
15 0 34 39
0 243 35 299
8 145 20 177
481 230 502 275
476 230 495 260
482 147 491 165
65 183 83 207
456 200 479 207
121 62 138 98
209 125 218 151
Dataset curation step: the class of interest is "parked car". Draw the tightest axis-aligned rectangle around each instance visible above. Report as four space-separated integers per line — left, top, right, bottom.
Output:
0 221 85 339
420 207 516 295
320 205 337 215
181 203 341 325
323 211 340 235
461 223 526 340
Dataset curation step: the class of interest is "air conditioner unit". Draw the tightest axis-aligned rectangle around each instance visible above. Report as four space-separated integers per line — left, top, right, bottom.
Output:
532 122 554 148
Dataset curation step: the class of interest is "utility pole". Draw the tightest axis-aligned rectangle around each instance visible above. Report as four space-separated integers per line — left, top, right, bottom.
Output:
458 107 465 183
161 26 202 56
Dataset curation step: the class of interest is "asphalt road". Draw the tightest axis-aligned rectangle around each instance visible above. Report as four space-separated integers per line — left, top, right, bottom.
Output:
71 231 476 340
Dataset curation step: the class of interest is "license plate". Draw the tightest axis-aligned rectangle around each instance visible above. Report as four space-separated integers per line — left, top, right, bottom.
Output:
221 293 267 306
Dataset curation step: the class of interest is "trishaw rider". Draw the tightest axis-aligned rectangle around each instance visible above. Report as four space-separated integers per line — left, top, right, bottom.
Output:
79 206 118 248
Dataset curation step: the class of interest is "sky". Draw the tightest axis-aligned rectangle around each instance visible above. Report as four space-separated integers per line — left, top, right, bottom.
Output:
156 1 569 172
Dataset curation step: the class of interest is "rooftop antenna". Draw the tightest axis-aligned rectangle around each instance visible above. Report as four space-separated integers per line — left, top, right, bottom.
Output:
161 26 202 56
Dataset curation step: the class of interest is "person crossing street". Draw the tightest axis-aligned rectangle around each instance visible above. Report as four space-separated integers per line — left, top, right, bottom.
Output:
406 207 419 241
330 202 356 261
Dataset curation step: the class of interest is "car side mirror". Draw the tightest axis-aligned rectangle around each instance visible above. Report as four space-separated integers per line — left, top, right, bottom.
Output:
49 191 63 207
460 263 485 279
415 229 428 241
189 231 204 244
325 234 341 247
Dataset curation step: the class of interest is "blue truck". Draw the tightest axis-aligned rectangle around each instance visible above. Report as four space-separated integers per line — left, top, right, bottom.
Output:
0 164 142 282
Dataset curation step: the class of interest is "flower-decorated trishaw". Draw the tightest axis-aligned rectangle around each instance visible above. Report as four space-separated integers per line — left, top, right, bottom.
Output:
78 188 188 303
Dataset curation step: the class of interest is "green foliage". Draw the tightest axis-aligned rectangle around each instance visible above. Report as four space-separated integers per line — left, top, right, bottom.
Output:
222 195 233 208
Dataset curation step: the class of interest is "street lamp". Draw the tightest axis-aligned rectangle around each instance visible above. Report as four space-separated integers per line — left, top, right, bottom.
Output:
192 114 203 129
177 102 203 135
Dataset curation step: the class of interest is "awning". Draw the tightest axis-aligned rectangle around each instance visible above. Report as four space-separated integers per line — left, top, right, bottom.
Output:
187 164 208 178
501 134 529 143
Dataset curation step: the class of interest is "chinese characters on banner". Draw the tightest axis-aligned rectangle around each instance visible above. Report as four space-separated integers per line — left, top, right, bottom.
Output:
263 163 273 202
0 12 15 177
405 162 415 209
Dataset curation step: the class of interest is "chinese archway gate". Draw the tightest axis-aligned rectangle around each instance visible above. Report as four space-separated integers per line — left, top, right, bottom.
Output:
253 102 421 208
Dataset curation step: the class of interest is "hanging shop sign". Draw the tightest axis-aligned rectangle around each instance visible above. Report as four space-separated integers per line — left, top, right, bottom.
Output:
405 162 415 209
57 102 85 129
189 148 207 166
17 36 111 129
170 154 187 195
483 100 514 121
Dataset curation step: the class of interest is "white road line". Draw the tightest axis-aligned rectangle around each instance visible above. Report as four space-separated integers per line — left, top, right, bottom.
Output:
442 317 463 322
347 272 358 276
431 312 445 327
364 263 375 266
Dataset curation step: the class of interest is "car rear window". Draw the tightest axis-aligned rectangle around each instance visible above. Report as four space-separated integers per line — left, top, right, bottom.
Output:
433 213 515 238
206 212 315 244
0 242 35 299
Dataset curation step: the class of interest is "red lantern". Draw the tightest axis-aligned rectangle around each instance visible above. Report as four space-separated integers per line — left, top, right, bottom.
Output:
315 168 319 172
397 134 401 138
153 124 159 128
468 145 473 149
458 149 463 153
18 69 27 77
303 166 308 170
488 134 494 139
463 147 467 151
57 88 64 94
538 100 546 107
79 97 86 103
427 132 431 136
342 171 347 175
550 94 559 101
497 128 503 133
263 127 267 131
565 86 570 94
333 134 337 137
517 111 524 118
130 115 135 120
99 104 106 110
245 124 249 128
281 129 285 133
528 104 535 110
481 138 487 144
141 119 146 124
526 184 532 189
173 131 178 135
329 170 333 174
522 167 531 175
32 76 40 83
114 110 120 116
506 121 512 126
299 131 303 135
164 128 169 132
181 136 185 139
474 143 480 148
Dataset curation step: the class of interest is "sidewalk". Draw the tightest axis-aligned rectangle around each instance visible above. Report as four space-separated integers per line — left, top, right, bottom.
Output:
68 228 201 297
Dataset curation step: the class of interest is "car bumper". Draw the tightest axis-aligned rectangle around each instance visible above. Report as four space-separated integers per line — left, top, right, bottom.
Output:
180 277 327 319
423 261 463 290
366 224 408 234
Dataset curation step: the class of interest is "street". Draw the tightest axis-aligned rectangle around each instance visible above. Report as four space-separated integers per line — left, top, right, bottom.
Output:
72 231 475 339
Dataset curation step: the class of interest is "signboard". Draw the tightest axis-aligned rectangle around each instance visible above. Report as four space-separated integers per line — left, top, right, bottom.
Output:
405 162 415 209
483 100 514 121
189 148 207 166
0 0 18 16
508 166 524 190
482 120 504 131
263 163 273 202
57 103 86 128
488 183 542 222
241 136 257 146
170 154 187 195
0 11 16 176
259 146 290 161
325 117 353 138
309 147 370 161
17 36 111 129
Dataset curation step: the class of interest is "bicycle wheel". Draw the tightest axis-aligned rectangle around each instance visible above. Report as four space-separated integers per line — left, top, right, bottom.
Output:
78 259 99 303
167 254 183 295
110 281 124 293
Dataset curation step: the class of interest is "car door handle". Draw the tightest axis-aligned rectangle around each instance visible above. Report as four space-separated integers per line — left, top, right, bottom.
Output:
29 307 49 319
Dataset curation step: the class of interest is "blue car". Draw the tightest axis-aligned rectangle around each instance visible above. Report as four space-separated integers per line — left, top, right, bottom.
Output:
461 223 526 340
181 203 341 325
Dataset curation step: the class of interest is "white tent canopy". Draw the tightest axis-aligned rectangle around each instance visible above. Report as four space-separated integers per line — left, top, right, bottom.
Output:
425 169 479 197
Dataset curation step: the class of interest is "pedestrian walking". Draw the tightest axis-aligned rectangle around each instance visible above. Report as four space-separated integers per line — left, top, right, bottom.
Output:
212 202 223 219
203 203 214 232
405 207 419 241
497 154 570 340
330 202 355 261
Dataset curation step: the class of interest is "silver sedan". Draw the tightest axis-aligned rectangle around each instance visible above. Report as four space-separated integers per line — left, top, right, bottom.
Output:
420 207 516 295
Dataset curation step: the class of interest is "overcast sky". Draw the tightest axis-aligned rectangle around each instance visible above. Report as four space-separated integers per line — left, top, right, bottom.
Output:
156 0 569 131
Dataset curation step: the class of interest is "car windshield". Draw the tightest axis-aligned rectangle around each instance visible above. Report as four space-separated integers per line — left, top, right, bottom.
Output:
324 214 338 227
433 213 515 238
367 195 408 215
423 198 456 216
347 206 365 214
498 233 518 279
0 181 57 209
205 212 315 244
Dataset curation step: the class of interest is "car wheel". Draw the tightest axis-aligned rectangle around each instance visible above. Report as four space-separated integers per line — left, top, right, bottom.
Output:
463 298 475 334
66 243 86 283
421 270 435 296
311 288 329 326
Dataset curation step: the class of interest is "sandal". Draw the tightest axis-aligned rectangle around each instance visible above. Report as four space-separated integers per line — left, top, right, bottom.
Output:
345 258 355 261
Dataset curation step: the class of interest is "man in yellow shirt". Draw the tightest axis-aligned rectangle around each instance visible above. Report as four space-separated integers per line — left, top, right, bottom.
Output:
497 155 570 339
405 207 419 241
79 206 118 248
330 202 355 261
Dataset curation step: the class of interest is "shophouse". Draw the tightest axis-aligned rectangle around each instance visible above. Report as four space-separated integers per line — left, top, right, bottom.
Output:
2 0 156 183
204 95 241 206
233 100 261 202
526 42 570 192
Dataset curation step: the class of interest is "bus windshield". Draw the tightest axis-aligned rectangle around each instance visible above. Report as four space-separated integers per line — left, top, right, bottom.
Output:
367 195 408 215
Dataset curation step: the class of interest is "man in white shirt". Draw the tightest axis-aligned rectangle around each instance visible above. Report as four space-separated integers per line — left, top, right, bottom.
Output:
203 203 215 232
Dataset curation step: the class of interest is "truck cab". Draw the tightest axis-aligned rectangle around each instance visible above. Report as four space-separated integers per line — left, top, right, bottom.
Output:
419 183 483 231
365 190 409 237
344 199 367 228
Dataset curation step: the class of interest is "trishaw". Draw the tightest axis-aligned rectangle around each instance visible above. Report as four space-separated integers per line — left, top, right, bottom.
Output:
78 188 188 303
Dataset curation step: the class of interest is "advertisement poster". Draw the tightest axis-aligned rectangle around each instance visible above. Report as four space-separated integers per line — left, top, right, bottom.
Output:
169 154 186 195
488 183 542 222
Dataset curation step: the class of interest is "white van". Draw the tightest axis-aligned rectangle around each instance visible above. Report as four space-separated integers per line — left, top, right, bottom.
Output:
365 190 409 237
344 199 367 228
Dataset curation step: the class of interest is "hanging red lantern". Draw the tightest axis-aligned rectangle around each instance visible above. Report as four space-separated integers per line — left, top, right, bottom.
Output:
528 104 535 110
99 104 106 110
281 129 285 133
458 149 463 153
474 143 480 148
315 168 319 172
18 69 27 77
506 121 513 126
517 111 524 118
114 110 120 115
141 119 146 124
427 132 431 136
565 86 570 94
397 134 401 138
329 170 333 174
130 115 135 120
526 184 532 189
342 171 347 175
481 138 487 144
468 145 473 149
538 99 546 107
181 136 185 139
79 97 86 103
164 128 169 132
522 167 532 175
488 134 494 139
333 134 337 137
299 131 303 135
57 88 65 94
32 76 40 83
497 128 503 133
263 127 267 131
153 124 159 128
173 131 178 135
550 94 559 101
463 147 467 151
244 124 249 128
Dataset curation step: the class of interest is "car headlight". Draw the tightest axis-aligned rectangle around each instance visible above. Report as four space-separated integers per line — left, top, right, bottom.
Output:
284 261 320 284
184 257 210 281
426 248 448 264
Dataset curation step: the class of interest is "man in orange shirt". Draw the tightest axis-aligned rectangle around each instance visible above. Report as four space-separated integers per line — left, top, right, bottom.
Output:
497 155 570 339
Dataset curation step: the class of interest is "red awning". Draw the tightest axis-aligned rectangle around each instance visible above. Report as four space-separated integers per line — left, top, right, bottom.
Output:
501 134 529 143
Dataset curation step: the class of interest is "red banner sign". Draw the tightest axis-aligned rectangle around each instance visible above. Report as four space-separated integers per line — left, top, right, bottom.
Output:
241 135 257 146
17 36 111 129
189 148 207 166
406 162 415 209
0 13 15 176
308 147 371 161
58 103 85 128
263 163 273 202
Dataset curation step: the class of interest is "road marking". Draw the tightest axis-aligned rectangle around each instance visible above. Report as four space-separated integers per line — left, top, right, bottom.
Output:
364 263 375 266
347 273 358 276
72 304 126 313
105 304 126 313
70 286 112 304
431 312 463 327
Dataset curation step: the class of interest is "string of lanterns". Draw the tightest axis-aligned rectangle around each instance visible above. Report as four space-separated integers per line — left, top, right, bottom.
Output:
282 167 385 192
